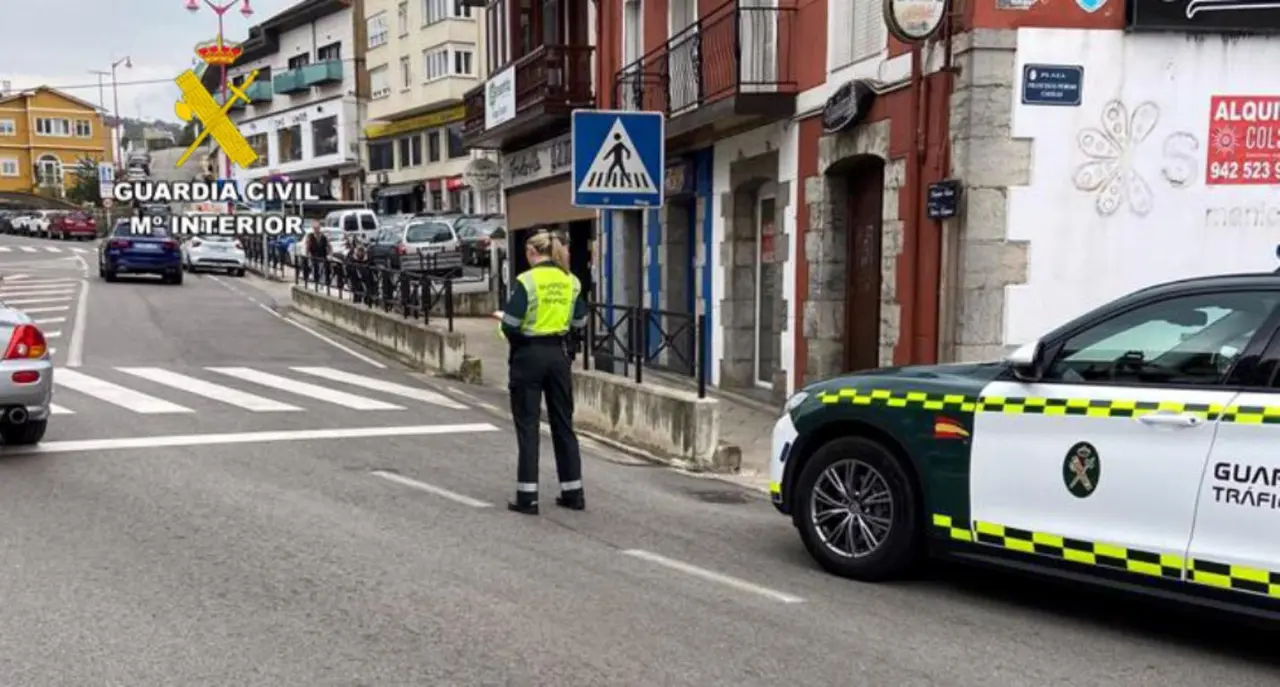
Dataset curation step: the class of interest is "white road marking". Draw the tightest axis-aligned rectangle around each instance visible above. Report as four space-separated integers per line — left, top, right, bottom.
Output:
0 288 75 296
116 367 303 412
0 424 500 455
43 246 60 253
72 247 89 254
0 247 10 252
48 347 56 355
44 331 61 339
3 296 71 305
33 317 66 325
0 279 75 287
50 404 73 414
620 550 805 604
370 470 493 508
20 306 69 314
19 247 36 253
54 368 194 414
67 278 88 367
256 303 387 369
207 367 404 410
290 367 467 409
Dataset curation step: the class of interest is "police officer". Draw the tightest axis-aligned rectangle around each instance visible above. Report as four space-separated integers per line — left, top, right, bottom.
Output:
500 229 588 515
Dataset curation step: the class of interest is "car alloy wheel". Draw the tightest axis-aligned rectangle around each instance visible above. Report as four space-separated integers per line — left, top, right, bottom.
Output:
809 458 895 559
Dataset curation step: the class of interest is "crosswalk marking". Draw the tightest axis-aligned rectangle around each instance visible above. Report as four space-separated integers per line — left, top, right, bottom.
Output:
0 288 75 297
3 279 77 286
50 404 73 415
44 331 61 339
18 247 36 253
43 246 60 253
206 367 406 410
21 306 69 314
54 368 194 414
116 367 303 412
290 366 467 409
4 296 72 306
0 246 90 255
33 317 65 324
0 247 9 252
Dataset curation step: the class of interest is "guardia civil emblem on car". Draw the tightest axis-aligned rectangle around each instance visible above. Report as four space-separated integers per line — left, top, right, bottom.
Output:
1063 442 1101 498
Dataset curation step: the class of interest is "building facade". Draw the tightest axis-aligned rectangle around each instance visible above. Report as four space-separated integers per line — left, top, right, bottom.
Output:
225 0 369 199
362 0 492 214
0 87 114 196
461 0 598 291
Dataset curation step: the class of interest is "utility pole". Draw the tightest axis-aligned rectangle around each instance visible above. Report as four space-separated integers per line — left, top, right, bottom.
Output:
88 71 109 111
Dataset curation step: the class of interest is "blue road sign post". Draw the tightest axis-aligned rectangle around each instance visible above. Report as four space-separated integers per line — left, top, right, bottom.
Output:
571 109 665 209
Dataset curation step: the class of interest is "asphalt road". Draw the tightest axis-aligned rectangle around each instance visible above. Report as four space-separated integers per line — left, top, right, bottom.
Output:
0 231 1275 686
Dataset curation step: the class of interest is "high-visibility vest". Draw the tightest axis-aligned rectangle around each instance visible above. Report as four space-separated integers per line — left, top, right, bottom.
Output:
497 263 580 339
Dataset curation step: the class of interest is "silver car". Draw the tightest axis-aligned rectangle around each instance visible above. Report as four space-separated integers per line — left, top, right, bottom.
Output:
0 304 53 445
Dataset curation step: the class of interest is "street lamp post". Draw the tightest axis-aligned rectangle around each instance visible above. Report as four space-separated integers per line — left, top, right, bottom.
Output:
109 56 131 171
185 0 254 188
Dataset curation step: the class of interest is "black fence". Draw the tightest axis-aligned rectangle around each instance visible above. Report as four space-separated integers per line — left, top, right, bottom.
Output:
293 255 457 332
243 235 290 279
584 303 707 398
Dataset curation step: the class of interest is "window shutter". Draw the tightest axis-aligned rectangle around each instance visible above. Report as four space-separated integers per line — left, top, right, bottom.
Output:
829 0 854 68
851 0 886 63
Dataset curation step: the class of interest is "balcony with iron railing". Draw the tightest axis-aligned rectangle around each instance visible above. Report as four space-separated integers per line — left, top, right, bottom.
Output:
462 43 595 150
613 0 796 146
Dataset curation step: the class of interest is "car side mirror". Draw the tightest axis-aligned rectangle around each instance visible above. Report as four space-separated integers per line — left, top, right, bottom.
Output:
1007 340 1046 382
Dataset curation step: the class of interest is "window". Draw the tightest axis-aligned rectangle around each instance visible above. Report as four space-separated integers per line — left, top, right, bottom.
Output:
0 159 17 176
400 55 412 89
446 124 465 158
832 0 887 68
74 120 92 137
361 214 378 231
397 1 409 34
368 141 394 171
622 0 641 64
246 133 269 168
406 221 453 243
427 130 441 162
288 53 311 70
1045 291 1280 387
0 119 14 136
398 135 422 167
35 118 71 137
424 0 472 23
36 155 62 186
453 48 473 76
318 42 342 62
370 65 390 99
367 12 389 49
312 116 338 157
424 47 449 81
278 124 303 163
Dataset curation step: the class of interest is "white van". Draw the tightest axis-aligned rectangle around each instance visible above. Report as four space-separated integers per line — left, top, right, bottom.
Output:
322 209 378 244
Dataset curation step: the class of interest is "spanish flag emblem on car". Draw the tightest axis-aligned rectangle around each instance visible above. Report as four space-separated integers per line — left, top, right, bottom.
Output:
933 416 970 440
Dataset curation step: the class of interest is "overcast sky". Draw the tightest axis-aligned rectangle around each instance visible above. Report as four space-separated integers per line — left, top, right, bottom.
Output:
2 0 297 122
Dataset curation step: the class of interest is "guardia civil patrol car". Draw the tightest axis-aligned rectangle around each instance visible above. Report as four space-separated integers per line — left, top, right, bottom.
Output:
770 268 1280 618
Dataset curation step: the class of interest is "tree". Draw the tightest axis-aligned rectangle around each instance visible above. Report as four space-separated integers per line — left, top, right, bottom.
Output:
65 158 101 206
177 119 198 147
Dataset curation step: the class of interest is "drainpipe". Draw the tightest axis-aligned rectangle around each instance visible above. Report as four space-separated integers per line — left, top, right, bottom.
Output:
933 4 959 362
900 44 923 365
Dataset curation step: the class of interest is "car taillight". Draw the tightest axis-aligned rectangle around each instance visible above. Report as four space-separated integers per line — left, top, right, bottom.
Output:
395 244 407 255
12 370 39 384
109 239 131 249
3 325 46 360
164 239 178 250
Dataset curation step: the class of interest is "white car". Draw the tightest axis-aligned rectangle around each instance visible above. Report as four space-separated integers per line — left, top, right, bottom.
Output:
182 235 246 275
26 211 58 237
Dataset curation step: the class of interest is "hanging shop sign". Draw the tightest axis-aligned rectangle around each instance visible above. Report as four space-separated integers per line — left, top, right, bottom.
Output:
822 80 877 134
1128 0 1280 33
463 157 502 191
883 0 949 42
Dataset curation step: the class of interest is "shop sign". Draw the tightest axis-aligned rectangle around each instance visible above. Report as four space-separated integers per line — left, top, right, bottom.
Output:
502 133 572 190
822 80 876 134
486 67 516 130
364 105 465 139
1128 0 1280 33
1205 95 1280 186
464 158 502 191
883 0 948 42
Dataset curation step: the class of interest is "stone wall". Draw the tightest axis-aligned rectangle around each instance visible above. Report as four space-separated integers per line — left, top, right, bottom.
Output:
803 118 905 382
949 30 1031 361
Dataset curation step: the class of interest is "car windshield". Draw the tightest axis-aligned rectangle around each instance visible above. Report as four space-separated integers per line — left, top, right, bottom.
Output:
459 219 505 238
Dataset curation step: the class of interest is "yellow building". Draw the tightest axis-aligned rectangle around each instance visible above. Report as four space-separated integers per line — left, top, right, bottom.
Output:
0 87 115 195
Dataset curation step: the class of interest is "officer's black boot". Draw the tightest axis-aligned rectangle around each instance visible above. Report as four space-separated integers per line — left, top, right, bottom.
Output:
507 491 539 515
555 489 585 511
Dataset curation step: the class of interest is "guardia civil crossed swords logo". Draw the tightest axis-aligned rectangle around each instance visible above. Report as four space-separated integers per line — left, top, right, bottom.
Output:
1063 442 1102 498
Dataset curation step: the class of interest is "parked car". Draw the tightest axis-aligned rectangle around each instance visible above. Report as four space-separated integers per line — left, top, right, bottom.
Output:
98 219 183 284
0 307 53 446
369 217 460 270
26 210 61 238
50 211 97 240
182 235 246 275
455 217 507 267
0 211 14 234
323 208 379 244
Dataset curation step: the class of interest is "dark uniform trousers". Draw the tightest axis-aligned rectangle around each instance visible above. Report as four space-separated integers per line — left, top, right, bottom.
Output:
509 336 582 496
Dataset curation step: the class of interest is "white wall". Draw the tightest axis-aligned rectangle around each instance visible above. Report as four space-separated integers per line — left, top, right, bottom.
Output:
710 120 799 392
231 95 360 181
1006 28 1280 346
229 8 360 120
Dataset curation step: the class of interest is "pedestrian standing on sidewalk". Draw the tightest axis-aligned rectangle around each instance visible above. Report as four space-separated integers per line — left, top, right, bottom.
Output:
500 229 589 515
304 219 330 284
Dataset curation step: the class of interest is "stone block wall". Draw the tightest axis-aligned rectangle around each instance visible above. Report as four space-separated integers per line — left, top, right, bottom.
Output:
949 30 1032 361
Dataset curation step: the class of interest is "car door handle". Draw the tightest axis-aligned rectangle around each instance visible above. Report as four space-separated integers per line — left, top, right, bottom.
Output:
1137 412 1203 428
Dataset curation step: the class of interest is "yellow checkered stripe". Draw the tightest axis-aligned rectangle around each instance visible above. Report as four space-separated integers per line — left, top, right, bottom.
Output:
931 515 1183 580
1189 559 1280 598
817 389 977 412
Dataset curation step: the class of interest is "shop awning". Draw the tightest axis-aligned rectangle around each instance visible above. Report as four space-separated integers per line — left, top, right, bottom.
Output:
379 183 419 197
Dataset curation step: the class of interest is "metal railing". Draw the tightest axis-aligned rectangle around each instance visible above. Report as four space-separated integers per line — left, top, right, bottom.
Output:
242 234 289 278
583 303 707 398
294 254 457 332
612 0 796 114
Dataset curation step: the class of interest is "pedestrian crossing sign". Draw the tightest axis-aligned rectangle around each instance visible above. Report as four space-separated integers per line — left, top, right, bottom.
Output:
571 109 665 209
